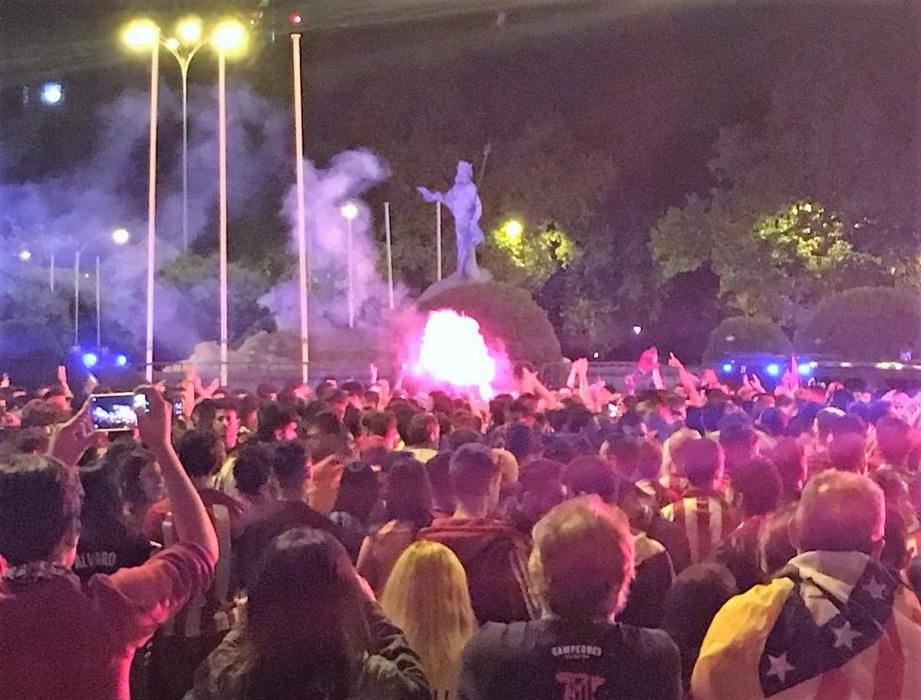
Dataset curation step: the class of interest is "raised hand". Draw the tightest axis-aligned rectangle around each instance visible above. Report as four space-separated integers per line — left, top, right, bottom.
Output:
48 404 97 468
135 385 171 452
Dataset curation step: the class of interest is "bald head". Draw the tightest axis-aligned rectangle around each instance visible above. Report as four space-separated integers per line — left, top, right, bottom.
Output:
795 471 884 555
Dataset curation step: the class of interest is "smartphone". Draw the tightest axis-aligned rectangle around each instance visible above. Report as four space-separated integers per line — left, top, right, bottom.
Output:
172 398 184 417
89 392 148 432
607 404 619 418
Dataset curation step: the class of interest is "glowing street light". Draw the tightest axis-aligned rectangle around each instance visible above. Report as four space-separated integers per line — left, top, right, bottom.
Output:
18 249 32 262
111 227 131 246
504 219 524 238
340 202 359 221
177 16 203 44
122 19 159 50
212 19 248 55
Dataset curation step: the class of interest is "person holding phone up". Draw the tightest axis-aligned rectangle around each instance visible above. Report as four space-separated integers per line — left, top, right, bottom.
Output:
0 387 218 700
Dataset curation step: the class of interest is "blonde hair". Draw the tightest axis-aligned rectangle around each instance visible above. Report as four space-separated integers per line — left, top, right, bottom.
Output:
381 541 476 692
529 496 635 619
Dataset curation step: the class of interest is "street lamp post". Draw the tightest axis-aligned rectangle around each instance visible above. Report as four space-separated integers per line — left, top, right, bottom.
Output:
164 18 206 252
72 228 131 348
213 19 248 387
291 32 310 383
341 202 359 329
122 19 161 382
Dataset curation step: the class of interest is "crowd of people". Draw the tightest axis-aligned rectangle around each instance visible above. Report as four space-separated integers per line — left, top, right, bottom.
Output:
3 349 921 699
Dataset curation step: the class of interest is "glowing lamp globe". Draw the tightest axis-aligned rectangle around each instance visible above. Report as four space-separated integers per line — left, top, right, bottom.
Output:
18 249 32 262
115 354 129 368
340 202 359 221
40 82 64 106
123 20 159 50
766 363 782 378
504 220 524 238
177 17 203 44
82 352 99 369
721 362 734 374
112 228 131 245
213 20 247 55
164 38 181 51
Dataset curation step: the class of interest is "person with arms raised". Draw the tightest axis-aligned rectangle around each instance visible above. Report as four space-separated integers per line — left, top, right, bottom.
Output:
0 388 217 700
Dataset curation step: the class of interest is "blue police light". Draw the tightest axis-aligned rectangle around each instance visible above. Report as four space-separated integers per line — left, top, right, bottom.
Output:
721 362 734 374
115 354 128 368
82 352 99 369
765 363 782 378
40 82 64 106
798 362 814 377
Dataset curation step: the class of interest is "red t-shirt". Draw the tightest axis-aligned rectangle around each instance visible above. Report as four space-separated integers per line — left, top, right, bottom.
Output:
0 543 215 700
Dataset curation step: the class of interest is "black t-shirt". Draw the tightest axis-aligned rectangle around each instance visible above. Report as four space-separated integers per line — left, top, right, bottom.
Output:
459 617 681 700
236 500 340 586
73 532 157 582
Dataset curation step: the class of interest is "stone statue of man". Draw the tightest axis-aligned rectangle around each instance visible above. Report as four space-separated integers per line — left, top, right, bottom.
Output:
418 161 485 281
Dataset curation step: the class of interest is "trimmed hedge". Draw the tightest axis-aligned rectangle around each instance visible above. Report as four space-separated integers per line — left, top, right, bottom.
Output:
418 282 562 364
794 287 921 360
703 316 793 362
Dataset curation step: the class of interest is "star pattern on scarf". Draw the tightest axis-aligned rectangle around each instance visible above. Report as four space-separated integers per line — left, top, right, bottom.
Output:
832 621 862 650
766 653 796 684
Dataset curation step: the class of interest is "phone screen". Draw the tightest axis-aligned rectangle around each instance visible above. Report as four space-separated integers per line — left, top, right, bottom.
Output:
607 404 619 418
90 393 148 432
172 399 184 417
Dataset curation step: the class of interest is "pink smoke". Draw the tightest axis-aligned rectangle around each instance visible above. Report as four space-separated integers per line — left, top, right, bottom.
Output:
407 310 505 399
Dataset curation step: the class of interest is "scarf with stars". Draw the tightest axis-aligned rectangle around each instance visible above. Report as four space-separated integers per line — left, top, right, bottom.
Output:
692 550 921 699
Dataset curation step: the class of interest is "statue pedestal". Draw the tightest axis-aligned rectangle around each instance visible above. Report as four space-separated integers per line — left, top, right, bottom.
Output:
418 268 493 304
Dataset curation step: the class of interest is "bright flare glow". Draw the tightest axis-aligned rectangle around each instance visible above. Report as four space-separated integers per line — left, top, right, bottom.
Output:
82 352 99 369
115 354 129 367
123 19 159 50
504 219 524 238
164 37 181 51
340 202 359 221
40 82 64 106
177 17 203 44
766 363 782 377
412 310 498 398
212 19 247 54
112 228 131 245
18 249 32 262
721 362 734 374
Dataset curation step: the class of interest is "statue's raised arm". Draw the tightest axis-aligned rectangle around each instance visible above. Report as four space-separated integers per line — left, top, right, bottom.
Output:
416 186 444 204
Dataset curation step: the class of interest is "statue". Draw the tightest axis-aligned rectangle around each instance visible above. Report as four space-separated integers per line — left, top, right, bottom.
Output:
418 161 486 281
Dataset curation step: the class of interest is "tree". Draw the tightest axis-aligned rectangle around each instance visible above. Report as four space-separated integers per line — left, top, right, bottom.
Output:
650 43 913 327
794 287 921 361
703 317 792 363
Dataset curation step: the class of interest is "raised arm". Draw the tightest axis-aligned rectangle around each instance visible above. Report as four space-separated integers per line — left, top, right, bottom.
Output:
136 386 218 563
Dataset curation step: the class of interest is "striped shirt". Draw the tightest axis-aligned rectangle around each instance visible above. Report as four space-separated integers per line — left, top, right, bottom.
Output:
144 489 243 638
660 488 735 565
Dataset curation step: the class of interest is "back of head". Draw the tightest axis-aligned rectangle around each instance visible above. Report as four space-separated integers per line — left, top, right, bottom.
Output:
530 497 635 620
562 456 622 502
257 401 299 441
446 429 482 453
795 470 884 555
505 423 542 465
272 440 309 491
449 443 498 510
426 452 455 515
877 416 913 467
233 443 273 497
386 458 433 528
662 562 737 657
0 454 81 566
380 541 475 691
333 462 379 522
407 412 439 448
674 438 724 489
177 429 222 479
247 528 370 695
79 459 127 543
765 437 806 501
718 422 757 471
361 411 396 439
828 432 867 473
730 458 783 517
20 399 59 430
759 502 797 576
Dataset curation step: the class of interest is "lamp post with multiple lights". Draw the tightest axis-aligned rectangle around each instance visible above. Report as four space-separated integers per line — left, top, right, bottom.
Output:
123 17 247 384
